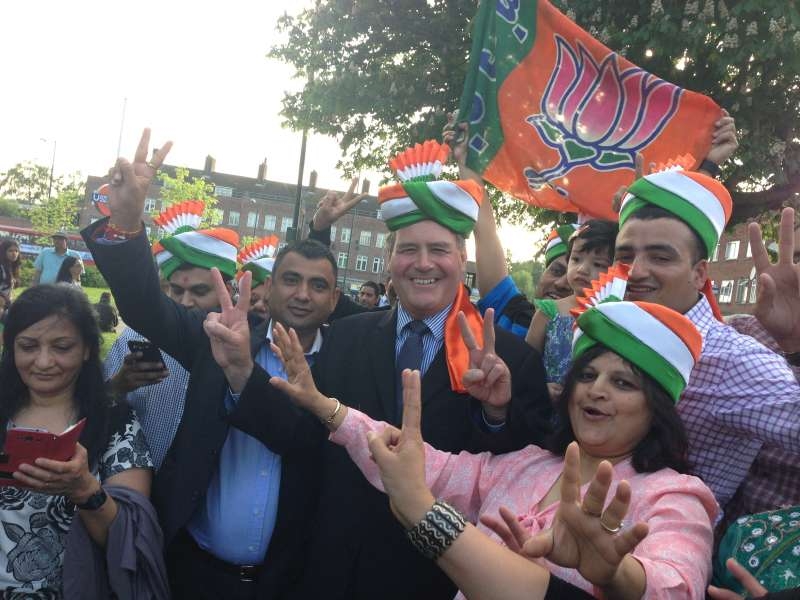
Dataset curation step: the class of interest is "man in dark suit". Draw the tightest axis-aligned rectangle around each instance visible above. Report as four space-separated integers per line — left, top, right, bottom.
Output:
211 141 553 599
82 129 339 600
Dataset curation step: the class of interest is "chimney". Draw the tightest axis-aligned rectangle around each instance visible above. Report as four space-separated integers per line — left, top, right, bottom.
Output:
257 159 267 181
204 155 216 173
361 179 371 194
308 170 318 190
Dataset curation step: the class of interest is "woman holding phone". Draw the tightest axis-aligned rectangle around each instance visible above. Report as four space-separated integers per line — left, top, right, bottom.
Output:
0 284 161 597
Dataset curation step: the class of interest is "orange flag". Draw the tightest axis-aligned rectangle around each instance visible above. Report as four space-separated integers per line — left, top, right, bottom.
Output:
457 0 721 220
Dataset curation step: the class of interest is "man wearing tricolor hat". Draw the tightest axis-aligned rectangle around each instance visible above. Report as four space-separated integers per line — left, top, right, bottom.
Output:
104 199 240 471
614 169 800 516
212 140 552 599
83 129 345 599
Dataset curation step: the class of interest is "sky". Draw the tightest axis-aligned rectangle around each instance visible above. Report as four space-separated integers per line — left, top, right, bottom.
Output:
0 0 540 260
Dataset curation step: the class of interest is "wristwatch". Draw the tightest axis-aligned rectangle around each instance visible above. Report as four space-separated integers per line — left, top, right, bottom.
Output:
76 487 108 511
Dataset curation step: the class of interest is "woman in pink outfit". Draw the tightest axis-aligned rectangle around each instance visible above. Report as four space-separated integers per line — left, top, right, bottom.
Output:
270 293 718 600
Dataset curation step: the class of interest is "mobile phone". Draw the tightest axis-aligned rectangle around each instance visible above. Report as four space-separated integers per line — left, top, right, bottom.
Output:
127 340 165 369
0 418 87 484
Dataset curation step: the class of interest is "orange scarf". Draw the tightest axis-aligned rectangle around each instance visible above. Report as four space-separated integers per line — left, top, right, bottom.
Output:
444 285 485 393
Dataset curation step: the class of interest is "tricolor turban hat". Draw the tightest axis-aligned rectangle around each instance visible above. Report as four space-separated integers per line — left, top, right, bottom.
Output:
544 224 579 266
570 264 702 403
377 140 483 235
152 200 239 280
618 169 732 320
237 235 280 287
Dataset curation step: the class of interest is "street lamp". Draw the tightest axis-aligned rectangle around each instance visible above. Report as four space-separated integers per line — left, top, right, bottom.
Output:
40 138 57 199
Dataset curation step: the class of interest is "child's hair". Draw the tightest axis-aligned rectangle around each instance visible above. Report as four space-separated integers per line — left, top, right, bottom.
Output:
565 219 618 262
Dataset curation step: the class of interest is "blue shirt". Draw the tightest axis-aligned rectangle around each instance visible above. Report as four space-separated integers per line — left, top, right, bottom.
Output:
33 248 81 284
187 321 323 565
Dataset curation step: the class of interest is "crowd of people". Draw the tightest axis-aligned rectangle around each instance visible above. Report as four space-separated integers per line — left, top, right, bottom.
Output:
0 108 797 600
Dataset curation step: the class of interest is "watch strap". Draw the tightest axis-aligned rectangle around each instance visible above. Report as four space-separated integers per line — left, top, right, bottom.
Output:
77 487 108 510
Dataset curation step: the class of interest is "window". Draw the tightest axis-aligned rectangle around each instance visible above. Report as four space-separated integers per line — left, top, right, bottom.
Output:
356 255 368 271
264 214 276 231
145 226 152 237
718 280 734 303
228 210 240 226
710 243 719 262
337 252 348 269
375 232 386 249
724 240 740 260
746 241 752 258
215 185 233 197
281 217 293 232
359 231 372 247
341 227 351 243
749 278 758 304
247 212 258 228
144 197 158 213
372 256 384 273
735 278 749 304
331 226 337 241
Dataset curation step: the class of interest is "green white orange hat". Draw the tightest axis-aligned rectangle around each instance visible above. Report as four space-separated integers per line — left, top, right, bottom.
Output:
619 169 732 258
544 224 579 265
378 140 483 235
237 235 280 286
571 264 703 403
152 200 239 279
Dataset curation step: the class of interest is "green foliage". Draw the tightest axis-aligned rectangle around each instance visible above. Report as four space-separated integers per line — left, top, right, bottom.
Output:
28 187 82 240
80 265 108 288
0 162 83 207
271 0 800 228
509 259 545 299
156 167 221 230
17 259 36 287
0 198 25 218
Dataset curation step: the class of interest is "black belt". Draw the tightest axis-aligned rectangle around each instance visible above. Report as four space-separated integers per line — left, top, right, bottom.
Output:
182 532 263 583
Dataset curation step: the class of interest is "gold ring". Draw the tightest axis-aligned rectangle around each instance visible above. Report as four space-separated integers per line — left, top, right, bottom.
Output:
146 161 159 170
600 519 623 534
581 504 602 518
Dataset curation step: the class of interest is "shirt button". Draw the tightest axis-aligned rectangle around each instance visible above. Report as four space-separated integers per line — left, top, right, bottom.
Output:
248 545 256 552
260 470 268 477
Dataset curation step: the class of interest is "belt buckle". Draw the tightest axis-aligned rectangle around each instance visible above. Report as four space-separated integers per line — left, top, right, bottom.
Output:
238 565 258 583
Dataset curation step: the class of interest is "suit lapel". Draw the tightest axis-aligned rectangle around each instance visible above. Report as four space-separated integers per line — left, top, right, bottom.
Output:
370 309 400 423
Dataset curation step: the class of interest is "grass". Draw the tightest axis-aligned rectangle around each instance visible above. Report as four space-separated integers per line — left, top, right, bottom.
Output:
13 286 120 360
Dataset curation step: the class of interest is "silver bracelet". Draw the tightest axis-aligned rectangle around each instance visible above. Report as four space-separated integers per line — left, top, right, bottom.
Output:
406 500 466 560
321 398 342 425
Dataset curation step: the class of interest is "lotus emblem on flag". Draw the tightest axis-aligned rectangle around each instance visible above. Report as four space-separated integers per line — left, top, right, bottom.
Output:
525 36 682 193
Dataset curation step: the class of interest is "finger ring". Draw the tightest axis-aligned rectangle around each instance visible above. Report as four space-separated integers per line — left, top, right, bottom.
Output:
581 504 602 518
146 161 159 170
600 519 623 534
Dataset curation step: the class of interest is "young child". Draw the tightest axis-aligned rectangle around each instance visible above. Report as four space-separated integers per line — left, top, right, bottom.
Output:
526 219 618 396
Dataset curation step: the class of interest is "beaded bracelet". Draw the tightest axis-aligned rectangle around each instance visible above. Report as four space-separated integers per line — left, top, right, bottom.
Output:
406 499 466 560
104 221 145 242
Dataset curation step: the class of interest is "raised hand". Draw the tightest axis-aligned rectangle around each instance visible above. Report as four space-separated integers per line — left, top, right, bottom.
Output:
367 369 435 529
705 110 738 167
268 322 328 413
612 153 652 213
523 442 648 590
312 177 367 231
459 308 512 422
203 268 253 392
748 207 800 353
707 558 768 600
107 128 172 230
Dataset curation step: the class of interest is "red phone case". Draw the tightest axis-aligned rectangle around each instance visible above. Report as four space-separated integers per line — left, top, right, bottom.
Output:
0 418 86 486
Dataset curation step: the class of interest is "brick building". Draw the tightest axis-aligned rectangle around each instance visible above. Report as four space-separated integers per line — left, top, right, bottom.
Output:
81 158 477 296
707 222 759 316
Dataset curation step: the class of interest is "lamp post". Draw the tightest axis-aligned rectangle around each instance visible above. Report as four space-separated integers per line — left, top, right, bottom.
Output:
40 138 57 199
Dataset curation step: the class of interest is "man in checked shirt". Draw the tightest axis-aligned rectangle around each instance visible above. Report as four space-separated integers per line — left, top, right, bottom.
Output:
614 171 800 526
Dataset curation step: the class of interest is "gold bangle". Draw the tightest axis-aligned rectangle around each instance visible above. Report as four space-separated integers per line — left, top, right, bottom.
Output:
108 221 144 236
321 398 342 425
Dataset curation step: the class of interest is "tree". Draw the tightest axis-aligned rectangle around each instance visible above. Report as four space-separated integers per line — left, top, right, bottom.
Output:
509 259 546 299
156 167 221 229
28 187 82 238
0 198 25 218
0 162 56 206
271 0 800 228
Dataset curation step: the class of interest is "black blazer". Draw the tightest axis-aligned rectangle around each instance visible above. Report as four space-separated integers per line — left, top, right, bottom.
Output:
82 221 321 599
231 306 553 599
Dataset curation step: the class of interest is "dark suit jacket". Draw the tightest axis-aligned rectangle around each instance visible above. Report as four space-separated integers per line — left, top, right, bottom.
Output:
82 221 322 599
231 306 553 599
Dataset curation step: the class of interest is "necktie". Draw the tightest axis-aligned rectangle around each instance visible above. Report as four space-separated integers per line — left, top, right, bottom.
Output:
395 320 429 419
